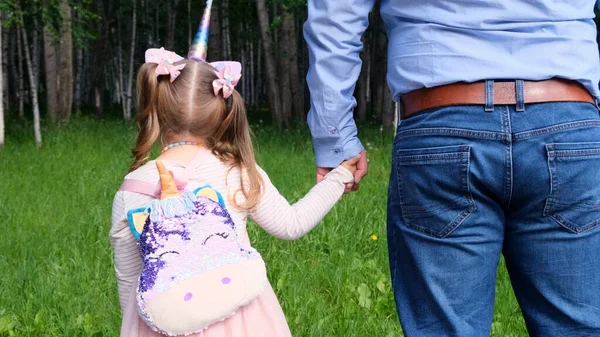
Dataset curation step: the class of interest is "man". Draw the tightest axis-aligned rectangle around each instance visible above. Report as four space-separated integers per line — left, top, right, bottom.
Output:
304 1 600 336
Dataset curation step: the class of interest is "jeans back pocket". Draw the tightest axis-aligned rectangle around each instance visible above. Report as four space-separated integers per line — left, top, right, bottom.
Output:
544 142 600 234
395 145 476 238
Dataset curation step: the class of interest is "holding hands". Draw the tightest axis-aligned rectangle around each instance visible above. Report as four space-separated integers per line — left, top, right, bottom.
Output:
317 150 368 194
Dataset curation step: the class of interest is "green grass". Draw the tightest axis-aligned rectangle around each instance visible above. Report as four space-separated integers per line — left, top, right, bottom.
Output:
0 117 528 337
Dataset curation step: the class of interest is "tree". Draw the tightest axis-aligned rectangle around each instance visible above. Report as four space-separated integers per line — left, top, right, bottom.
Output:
281 7 303 123
90 0 113 119
0 0 394 134
256 0 283 127
208 0 222 61
20 10 42 145
165 0 180 50
0 15 4 148
123 0 137 120
0 18 7 116
277 5 293 126
58 2 73 122
43 1 74 124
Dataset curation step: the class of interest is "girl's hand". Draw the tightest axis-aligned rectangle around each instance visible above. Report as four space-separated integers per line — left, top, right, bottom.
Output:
341 154 361 176
340 155 361 193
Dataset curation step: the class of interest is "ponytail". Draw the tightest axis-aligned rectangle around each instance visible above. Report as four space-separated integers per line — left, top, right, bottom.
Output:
212 91 263 211
130 64 161 172
128 61 263 211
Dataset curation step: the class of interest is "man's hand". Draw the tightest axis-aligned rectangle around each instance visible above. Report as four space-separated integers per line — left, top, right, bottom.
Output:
351 150 368 191
316 150 368 194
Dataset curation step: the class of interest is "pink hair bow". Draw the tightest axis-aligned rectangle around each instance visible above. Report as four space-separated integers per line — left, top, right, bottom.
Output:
210 61 241 99
145 47 186 83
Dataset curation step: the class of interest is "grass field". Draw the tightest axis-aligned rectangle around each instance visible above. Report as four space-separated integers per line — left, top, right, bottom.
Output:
0 117 528 337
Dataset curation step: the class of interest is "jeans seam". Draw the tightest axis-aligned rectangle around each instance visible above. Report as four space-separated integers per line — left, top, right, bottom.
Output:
550 214 600 234
502 106 514 207
551 149 600 157
394 127 505 143
397 153 470 164
514 120 600 141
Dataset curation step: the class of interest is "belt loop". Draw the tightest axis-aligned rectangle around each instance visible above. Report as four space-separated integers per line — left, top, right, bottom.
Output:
516 80 525 112
485 80 494 112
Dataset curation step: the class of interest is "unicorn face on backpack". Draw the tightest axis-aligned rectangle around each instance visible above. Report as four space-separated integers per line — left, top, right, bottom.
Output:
128 161 267 336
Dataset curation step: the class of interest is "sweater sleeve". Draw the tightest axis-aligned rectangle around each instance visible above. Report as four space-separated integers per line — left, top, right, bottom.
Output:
109 191 145 312
249 166 354 240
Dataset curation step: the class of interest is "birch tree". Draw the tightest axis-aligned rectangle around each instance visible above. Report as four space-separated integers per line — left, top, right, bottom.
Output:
124 0 137 120
20 12 42 145
0 21 7 115
0 15 4 148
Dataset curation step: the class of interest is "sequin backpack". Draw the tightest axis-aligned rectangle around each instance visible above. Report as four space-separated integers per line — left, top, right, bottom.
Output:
120 158 267 336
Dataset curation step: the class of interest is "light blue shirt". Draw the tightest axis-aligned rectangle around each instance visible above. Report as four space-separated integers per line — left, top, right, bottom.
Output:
304 0 600 167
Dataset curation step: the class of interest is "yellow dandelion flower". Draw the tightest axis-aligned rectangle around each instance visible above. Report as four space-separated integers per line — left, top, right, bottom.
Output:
371 234 378 241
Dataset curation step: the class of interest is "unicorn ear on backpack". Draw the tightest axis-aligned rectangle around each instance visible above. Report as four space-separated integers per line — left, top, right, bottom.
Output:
194 185 225 207
128 207 150 241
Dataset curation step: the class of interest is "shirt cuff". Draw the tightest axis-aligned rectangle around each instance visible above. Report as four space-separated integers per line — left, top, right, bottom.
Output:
313 135 364 168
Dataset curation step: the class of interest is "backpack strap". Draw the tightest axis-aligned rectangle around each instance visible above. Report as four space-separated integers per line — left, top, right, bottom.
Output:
119 149 211 197
119 179 160 198
181 148 211 181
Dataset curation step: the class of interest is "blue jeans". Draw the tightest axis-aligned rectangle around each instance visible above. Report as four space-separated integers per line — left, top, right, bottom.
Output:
387 98 600 336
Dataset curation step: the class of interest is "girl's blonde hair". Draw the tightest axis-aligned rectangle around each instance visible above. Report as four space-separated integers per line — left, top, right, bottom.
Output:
130 60 262 210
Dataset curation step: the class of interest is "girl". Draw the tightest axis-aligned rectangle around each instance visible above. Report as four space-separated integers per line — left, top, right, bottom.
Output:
110 49 359 337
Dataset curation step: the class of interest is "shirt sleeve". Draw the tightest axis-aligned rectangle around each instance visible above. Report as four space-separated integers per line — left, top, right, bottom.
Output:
249 166 354 240
303 0 375 168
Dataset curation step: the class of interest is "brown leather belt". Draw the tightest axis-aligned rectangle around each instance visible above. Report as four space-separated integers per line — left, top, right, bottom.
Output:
400 79 596 119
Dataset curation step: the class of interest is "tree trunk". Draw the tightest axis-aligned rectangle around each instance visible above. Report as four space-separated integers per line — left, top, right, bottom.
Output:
118 17 125 115
43 26 58 121
282 9 303 124
371 12 387 121
124 0 138 120
249 35 255 107
91 0 112 119
0 17 4 148
16 27 25 119
221 0 231 59
32 16 41 85
1 23 7 114
256 0 283 127
81 48 90 108
165 0 179 50
20 21 42 145
74 44 84 112
208 1 222 61
8 28 17 112
154 3 160 45
240 35 247 97
58 2 74 123
277 7 292 126
187 0 192 45
382 83 394 128
141 0 154 46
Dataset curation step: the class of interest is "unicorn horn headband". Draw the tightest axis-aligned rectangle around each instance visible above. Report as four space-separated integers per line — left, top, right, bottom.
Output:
188 0 213 62
145 0 241 99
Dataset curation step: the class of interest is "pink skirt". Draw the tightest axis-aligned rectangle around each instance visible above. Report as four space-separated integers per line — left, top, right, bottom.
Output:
120 282 292 337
